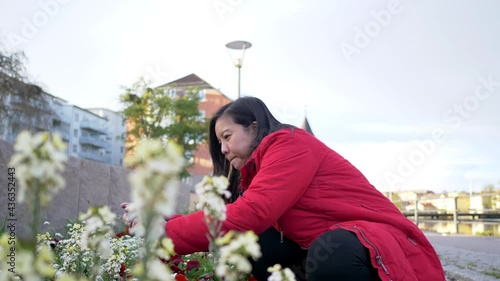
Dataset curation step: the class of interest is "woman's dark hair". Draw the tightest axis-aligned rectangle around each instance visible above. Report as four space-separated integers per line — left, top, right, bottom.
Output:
208 97 292 202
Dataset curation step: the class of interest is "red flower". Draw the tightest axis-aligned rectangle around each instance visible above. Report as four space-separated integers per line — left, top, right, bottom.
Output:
119 264 127 277
186 260 201 271
116 225 130 238
164 254 183 264
172 255 184 265
248 276 258 281
170 264 184 274
50 238 60 249
175 273 189 281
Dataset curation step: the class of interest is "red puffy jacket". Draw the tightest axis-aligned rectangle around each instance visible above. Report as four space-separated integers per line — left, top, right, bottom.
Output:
166 128 445 281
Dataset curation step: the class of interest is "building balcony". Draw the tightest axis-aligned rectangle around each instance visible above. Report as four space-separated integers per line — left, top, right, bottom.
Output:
9 94 51 113
78 151 108 163
79 135 108 148
52 112 69 124
80 120 107 134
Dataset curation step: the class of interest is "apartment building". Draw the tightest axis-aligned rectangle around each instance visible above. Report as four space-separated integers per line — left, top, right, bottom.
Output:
0 76 125 166
88 108 127 166
58 105 109 163
0 79 57 142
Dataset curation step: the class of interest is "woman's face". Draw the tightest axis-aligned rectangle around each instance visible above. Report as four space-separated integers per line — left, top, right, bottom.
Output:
215 115 256 170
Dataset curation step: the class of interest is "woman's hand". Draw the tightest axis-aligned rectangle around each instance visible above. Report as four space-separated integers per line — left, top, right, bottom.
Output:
120 202 138 228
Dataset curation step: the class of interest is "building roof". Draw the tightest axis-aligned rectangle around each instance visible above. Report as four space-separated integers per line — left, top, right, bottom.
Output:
158 73 215 90
158 73 233 101
301 116 314 136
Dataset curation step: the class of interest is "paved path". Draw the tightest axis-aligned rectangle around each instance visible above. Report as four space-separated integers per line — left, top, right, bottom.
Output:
425 232 500 281
425 232 500 255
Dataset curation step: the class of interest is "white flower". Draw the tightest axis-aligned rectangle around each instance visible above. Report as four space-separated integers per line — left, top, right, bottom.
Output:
267 264 297 281
78 206 117 259
195 176 230 222
8 131 68 205
146 259 173 281
127 139 184 242
215 230 262 281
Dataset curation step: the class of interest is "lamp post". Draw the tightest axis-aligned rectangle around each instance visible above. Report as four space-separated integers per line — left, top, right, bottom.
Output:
225 40 252 99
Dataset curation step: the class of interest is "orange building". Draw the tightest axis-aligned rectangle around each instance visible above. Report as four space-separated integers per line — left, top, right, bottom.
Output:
157 74 232 186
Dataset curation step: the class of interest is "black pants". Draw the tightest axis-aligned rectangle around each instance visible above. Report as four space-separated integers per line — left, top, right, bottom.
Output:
251 228 380 281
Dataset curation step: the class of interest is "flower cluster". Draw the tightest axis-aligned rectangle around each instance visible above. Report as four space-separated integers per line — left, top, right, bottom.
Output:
267 264 297 281
50 222 94 276
9 131 67 205
0 233 56 281
215 231 262 281
127 139 185 240
195 176 231 222
78 206 117 256
1 131 68 281
126 139 185 280
43 220 143 280
2 132 297 281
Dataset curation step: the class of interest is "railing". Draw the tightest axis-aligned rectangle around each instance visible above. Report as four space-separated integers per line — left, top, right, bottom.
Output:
79 135 108 148
80 120 107 134
389 193 500 224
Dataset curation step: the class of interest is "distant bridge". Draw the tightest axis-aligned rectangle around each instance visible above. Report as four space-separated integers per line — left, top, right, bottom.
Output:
402 211 500 222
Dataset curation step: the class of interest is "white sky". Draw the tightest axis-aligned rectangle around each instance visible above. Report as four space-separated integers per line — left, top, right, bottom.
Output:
1 0 499 193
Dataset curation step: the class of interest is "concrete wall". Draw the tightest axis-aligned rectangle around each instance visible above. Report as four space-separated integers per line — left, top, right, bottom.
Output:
0 139 190 239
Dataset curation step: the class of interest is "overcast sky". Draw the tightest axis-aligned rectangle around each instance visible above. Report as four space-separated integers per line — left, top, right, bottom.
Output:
1 0 499 193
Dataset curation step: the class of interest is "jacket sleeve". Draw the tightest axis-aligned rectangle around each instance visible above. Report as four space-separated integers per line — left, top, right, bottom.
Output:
225 131 319 233
166 131 318 254
166 211 208 255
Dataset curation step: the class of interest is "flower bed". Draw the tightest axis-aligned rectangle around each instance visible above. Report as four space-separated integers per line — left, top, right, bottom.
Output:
0 132 296 281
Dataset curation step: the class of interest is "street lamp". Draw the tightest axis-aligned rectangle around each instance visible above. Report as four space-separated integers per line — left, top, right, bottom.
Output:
225 40 252 99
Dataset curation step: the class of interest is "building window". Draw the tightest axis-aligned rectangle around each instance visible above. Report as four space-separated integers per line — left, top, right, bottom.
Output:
72 145 77 152
119 158 123 166
167 88 176 98
75 113 79 121
73 129 78 137
198 110 206 122
197 90 206 101
120 146 124 153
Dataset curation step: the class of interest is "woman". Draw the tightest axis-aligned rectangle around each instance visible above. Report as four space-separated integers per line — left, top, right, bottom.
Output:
127 97 445 281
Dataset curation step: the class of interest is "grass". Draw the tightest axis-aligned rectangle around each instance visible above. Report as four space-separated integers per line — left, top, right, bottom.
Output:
482 267 500 278
474 230 496 237
466 262 477 268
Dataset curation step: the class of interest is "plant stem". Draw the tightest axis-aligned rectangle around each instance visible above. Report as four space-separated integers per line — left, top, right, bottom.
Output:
33 180 41 257
142 210 154 281
207 218 219 267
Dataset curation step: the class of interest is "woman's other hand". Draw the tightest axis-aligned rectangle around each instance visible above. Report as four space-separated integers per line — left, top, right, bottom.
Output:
120 202 138 228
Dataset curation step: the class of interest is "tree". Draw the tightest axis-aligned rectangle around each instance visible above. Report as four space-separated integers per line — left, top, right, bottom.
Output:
0 45 52 139
481 184 496 210
120 78 209 178
1 48 27 129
